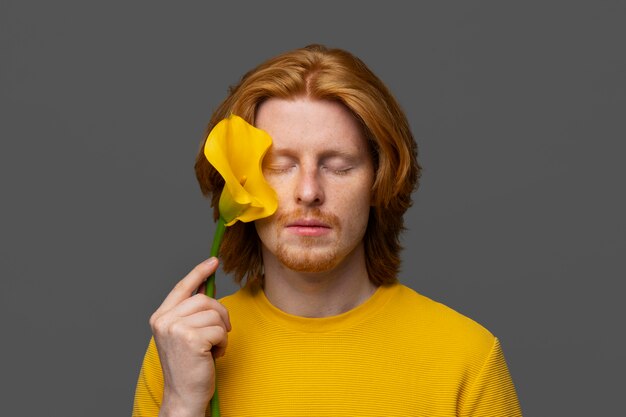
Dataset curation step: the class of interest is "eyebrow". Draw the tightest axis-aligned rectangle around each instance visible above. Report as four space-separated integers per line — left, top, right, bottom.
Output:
319 150 361 164
267 148 362 162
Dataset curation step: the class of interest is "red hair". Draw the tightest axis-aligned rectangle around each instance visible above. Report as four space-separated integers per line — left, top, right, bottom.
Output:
195 44 420 286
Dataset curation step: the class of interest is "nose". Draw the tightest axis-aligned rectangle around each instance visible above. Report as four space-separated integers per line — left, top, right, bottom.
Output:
295 167 324 206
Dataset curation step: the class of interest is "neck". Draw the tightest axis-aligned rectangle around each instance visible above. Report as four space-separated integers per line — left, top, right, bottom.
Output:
261 244 377 318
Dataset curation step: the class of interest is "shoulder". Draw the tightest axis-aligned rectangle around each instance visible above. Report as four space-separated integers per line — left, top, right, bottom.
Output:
385 284 497 359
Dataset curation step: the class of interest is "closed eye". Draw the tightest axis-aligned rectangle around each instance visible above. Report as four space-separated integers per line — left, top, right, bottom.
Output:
320 153 358 176
263 153 297 175
322 165 353 176
264 164 295 175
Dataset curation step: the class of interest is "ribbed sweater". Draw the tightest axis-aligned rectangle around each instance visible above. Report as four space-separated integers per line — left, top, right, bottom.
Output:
133 283 522 416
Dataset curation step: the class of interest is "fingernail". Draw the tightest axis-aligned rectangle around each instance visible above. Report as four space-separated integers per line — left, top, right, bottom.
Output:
205 257 218 266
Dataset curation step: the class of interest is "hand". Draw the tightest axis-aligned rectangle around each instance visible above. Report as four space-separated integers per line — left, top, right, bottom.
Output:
149 258 231 417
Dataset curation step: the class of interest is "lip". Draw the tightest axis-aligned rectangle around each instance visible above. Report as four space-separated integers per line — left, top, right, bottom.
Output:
286 218 331 228
285 218 332 237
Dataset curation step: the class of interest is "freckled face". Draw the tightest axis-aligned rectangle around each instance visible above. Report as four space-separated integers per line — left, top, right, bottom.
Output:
254 97 375 273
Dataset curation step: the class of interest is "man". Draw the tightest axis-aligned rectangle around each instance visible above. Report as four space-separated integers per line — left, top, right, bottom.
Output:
133 44 522 417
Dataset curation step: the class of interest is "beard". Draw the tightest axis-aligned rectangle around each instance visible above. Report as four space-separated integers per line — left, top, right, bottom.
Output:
275 240 338 272
272 208 343 273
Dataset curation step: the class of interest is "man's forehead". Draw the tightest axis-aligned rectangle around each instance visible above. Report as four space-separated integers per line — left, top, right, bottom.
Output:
256 97 359 127
256 97 368 154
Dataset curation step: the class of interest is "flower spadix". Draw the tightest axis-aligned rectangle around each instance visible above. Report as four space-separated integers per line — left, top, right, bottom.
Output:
204 114 277 225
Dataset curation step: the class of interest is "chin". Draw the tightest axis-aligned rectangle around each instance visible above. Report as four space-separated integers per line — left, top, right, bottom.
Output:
276 246 340 273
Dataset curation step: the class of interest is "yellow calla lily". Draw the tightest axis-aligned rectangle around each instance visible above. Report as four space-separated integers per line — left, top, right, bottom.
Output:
204 114 278 226
203 114 278 416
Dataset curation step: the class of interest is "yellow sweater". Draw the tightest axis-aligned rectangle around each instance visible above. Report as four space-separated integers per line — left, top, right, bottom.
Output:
133 283 522 416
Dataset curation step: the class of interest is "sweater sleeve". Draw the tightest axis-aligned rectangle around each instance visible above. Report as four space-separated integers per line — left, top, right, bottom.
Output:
132 337 164 417
458 337 523 417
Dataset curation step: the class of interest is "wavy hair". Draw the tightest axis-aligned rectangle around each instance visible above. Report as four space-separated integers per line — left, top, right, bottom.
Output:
194 44 420 287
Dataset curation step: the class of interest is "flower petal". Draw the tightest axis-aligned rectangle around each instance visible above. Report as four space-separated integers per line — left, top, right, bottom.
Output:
204 114 278 225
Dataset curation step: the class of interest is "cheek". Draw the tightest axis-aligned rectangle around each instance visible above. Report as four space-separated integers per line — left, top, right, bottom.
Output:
254 216 275 246
338 184 373 227
265 177 292 206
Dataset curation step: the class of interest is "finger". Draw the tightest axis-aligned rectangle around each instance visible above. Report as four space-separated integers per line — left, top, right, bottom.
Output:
154 258 219 316
183 309 230 330
158 319 228 354
204 325 228 352
166 295 231 331
195 280 206 296
189 324 229 353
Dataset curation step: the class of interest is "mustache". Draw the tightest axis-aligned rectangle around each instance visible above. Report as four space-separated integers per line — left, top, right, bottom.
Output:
275 208 341 230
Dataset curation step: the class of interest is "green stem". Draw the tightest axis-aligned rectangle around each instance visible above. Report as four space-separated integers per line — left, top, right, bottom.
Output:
206 216 226 298
205 216 226 417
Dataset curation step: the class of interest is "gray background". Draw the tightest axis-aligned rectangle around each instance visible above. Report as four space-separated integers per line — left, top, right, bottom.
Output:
1 1 624 415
